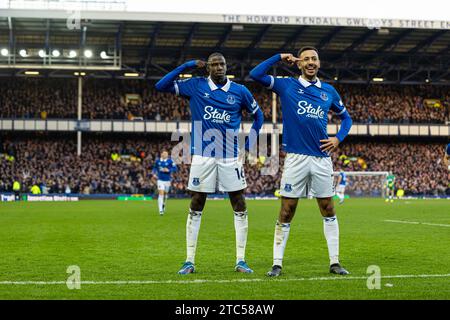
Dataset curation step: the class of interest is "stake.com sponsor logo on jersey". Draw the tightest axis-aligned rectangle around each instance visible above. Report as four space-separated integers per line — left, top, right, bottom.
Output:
203 106 231 124
297 100 325 119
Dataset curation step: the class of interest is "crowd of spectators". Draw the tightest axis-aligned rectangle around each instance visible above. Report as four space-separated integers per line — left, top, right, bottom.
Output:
330 84 449 124
332 142 448 196
1 134 448 197
0 78 448 124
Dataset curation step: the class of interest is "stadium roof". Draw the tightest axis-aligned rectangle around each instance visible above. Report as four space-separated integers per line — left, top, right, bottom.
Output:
0 17 449 84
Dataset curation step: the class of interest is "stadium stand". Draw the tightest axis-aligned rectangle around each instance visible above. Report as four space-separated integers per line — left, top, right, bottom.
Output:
0 78 448 124
1 133 447 197
0 17 449 198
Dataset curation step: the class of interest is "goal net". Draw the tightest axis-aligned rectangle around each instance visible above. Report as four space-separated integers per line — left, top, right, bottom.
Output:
333 171 389 198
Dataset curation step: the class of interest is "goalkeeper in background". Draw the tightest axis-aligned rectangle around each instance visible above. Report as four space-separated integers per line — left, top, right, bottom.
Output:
385 172 395 203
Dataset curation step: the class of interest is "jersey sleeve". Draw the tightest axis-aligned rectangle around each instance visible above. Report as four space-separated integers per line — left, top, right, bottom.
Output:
174 77 198 98
241 86 261 114
267 76 289 95
330 88 346 115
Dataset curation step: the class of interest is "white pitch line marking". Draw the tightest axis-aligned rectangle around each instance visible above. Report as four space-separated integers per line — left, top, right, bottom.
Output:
1 274 449 285
384 220 450 227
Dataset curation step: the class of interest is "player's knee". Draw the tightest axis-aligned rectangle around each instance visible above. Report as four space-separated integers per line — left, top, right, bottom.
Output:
322 203 335 217
234 202 246 212
190 192 207 211
233 197 246 212
280 206 295 222
229 191 246 212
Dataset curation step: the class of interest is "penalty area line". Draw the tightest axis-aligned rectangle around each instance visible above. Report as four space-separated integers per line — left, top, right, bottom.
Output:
1 273 450 285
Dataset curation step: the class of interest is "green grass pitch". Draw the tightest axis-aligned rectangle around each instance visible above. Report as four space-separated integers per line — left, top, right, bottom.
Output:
0 198 449 299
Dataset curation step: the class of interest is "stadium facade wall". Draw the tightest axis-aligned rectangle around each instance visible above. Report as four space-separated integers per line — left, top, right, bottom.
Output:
0 119 449 137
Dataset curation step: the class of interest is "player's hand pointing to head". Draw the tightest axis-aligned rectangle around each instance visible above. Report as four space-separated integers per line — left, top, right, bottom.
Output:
280 53 300 66
320 137 340 153
196 60 206 68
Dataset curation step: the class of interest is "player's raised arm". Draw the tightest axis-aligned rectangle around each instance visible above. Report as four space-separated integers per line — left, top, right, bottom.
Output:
155 60 206 93
249 53 299 87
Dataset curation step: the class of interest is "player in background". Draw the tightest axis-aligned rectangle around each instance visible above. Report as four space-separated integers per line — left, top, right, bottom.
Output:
250 47 353 277
155 52 264 275
385 172 395 203
443 143 450 170
152 150 177 215
335 171 347 204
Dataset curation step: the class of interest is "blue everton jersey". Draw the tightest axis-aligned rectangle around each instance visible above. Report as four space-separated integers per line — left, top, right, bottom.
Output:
268 76 346 157
339 172 347 186
153 158 176 181
174 76 260 158
446 143 450 156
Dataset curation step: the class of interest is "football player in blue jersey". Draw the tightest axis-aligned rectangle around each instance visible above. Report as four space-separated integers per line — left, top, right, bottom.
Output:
250 47 353 277
335 171 347 204
155 52 264 275
152 149 177 215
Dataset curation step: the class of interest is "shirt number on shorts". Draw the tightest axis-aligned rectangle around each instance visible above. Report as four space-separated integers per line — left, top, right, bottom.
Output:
235 168 245 180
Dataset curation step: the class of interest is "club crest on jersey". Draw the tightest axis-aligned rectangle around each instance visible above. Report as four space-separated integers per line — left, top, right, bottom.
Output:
284 184 292 192
192 178 200 186
320 92 328 101
226 95 236 105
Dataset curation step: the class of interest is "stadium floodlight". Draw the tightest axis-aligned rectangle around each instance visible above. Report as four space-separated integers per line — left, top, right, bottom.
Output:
425 79 430 83
68 50 77 58
232 24 244 31
378 28 390 35
227 75 235 79
84 50 93 58
74 72 86 76
334 76 339 81
0 48 9 56
25 71 39 75
38 50 47 58
124 72 139 77
52 49 60 57
19 49 28 57
372 77 384 82
100 51 110 59
180 74 192 78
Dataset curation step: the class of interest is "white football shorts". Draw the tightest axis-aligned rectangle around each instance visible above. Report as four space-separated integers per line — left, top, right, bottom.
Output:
336 184 346 194
280 153 334 198
187 155 247 193
157 180 171 192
